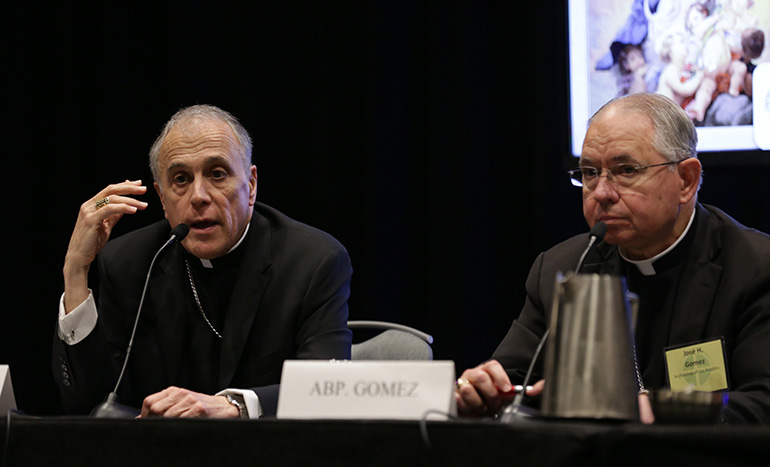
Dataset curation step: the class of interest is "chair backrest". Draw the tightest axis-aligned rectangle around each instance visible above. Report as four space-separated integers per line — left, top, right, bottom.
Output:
348 321 434 360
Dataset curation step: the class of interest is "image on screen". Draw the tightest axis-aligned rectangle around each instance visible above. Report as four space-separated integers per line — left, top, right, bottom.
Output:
568 0 770 156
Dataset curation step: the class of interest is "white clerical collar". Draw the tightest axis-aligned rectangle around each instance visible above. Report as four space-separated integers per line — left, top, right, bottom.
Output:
620 208 696 276
199 222 250 269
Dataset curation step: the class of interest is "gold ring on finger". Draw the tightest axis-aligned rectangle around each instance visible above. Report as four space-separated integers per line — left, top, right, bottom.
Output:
455 378 470 391
95 197 110 210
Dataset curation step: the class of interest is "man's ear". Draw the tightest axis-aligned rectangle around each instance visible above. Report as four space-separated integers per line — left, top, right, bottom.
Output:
154 181 169 220
678 157 702 204
249 165 258 206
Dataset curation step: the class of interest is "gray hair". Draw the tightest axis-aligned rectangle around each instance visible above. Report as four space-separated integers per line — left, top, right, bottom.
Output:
589 93 698 163
149 104 253 182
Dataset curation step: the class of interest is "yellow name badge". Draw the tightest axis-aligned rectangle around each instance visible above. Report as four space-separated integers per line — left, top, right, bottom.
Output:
664 339 728 392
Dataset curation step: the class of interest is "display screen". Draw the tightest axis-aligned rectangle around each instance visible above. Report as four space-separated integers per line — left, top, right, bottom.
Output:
568 0 770 156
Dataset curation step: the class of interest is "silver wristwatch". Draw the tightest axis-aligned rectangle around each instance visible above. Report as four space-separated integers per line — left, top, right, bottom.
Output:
225 394 248 418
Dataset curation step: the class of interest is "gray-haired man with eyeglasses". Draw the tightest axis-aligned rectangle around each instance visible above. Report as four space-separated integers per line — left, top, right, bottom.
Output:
456 92 770 424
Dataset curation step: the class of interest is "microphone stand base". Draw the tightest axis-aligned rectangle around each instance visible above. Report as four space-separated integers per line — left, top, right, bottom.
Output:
498 403 540 424
90 395 140 419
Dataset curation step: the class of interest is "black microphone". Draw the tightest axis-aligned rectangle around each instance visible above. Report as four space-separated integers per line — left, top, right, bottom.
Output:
90 223 189 418
499 221 607 423
574 222 607 273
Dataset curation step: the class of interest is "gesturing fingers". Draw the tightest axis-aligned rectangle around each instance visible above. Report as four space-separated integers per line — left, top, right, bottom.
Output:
88 194 148 218
70 182 149 254
88 180 149 215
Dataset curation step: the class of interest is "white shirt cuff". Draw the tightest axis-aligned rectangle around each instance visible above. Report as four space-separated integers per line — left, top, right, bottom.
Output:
58 290 98 345
216 388 263 419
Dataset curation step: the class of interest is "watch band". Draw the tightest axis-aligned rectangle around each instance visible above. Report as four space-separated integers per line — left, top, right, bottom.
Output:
225 394 248 418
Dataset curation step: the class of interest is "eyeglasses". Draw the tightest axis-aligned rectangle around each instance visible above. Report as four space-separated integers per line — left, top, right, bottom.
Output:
567 158 689 189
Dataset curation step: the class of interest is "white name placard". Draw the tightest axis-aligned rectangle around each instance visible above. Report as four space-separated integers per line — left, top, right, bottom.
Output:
0 365 16 414
277 360 456 420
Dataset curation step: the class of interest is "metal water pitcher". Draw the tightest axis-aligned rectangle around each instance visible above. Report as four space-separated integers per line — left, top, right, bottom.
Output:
541 273 640 420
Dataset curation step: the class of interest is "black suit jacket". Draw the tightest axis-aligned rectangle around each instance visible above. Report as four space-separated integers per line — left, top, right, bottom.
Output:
54 202 352 416
493 204 770 423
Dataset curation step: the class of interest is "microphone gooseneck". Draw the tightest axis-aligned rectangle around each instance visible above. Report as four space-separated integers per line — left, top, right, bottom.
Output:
90 224 189 418
499 221 607 423
574 221 607 273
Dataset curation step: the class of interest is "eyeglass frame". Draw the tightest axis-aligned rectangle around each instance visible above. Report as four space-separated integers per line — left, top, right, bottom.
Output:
567 158 691 189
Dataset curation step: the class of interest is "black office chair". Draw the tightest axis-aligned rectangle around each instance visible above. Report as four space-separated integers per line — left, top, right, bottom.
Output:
348 320 434 360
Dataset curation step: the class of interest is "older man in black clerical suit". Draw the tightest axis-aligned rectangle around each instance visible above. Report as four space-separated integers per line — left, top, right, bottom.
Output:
53 105 352 418
455 93 770 424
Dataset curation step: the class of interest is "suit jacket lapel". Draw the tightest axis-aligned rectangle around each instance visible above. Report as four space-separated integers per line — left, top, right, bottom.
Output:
668 204 723 345
147 243 188 387
219 213 273 388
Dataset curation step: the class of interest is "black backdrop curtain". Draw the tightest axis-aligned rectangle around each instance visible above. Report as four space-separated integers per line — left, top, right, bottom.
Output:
2 1 768 415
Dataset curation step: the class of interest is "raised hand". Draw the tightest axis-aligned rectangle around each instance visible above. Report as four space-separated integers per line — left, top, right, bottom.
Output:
63 180 148 313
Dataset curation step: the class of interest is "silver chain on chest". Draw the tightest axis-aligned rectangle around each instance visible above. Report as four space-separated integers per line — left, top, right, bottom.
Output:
184 259 223 339
631 338 647 394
